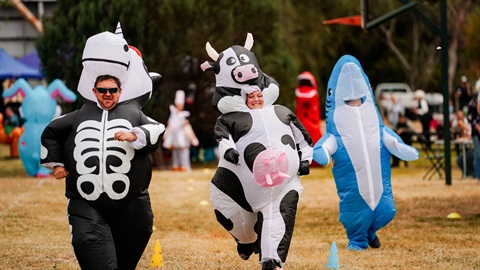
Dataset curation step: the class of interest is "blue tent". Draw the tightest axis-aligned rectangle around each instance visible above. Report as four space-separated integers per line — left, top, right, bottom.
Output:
0 49 43 80
18 50 42 71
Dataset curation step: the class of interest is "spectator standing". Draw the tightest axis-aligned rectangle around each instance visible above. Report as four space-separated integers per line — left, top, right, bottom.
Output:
392 113 414 167
454 75 472 113
413 89 433 148
387 95 404 128
466 91 480 183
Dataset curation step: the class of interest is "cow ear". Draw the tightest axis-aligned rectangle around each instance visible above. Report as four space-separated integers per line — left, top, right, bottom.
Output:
200 60 214 72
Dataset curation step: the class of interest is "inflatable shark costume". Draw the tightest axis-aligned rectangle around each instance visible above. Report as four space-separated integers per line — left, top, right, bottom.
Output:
313 55 419 250
201 33 313 269
41 27 164 269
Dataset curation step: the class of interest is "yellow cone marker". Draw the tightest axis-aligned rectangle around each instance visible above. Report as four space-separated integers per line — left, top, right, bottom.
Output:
150 239 164 268
447 212 461 219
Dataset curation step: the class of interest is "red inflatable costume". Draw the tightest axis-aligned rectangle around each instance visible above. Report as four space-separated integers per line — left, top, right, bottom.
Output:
295 71 322 167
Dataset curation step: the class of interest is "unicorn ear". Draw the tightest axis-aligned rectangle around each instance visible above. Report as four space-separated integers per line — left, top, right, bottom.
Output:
115 22 124 38
244 33 254 51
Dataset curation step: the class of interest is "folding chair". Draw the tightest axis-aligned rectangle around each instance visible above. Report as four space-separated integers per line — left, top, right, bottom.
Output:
417 134 445 180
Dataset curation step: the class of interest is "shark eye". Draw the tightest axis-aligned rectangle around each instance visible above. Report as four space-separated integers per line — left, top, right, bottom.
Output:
239 54 250 63
226 57 236 66
328 88 333 96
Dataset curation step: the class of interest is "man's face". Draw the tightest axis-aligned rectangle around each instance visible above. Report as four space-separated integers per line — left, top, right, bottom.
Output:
93 78 122 110
457 111 464 120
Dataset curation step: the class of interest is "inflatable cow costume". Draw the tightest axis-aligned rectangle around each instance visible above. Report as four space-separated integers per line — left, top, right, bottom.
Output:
313 55 419 250
201 33 313 269
41 27 164 269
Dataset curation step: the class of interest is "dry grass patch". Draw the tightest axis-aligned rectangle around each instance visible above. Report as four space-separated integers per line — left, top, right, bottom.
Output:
0 144 479 269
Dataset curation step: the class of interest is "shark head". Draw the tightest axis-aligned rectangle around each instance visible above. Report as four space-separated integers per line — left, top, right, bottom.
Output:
325 55 381 131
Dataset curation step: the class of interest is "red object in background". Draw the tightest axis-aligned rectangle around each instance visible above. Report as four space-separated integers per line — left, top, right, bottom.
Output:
295 71 322 167
322 15 362 27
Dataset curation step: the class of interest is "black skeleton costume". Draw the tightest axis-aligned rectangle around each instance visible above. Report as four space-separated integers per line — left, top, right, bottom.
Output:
41 29 164 269
201 33 313 269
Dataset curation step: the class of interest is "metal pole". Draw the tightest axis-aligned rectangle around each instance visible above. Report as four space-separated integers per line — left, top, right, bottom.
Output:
441 0 451 185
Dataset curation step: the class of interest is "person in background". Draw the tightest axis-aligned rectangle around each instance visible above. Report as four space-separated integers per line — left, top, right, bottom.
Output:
454 75 472 113
162 89 199 172
413 89 432 148
392 113 414 167
3 106 22 132
451 110 474 177
452 110 471 141
387 95 404 128
467 90 480 183
0 105 23 158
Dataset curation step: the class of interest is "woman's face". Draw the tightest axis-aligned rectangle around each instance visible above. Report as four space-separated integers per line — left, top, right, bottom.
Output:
246 90 264 109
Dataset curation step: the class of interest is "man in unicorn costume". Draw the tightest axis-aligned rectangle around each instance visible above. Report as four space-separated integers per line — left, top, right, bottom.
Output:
313 55 419 250
201 33 313 270
41 24 164 269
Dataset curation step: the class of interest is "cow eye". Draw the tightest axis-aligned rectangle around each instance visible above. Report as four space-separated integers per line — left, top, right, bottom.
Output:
239 54 250 63
328 88 332 96
226 57 236 65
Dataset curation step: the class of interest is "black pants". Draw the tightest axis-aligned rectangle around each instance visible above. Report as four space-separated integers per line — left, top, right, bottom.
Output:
68 193 154 270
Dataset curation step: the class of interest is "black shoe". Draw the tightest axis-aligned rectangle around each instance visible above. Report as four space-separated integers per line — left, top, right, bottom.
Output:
237 243 253 260
368 236 381 248
262 259 282 270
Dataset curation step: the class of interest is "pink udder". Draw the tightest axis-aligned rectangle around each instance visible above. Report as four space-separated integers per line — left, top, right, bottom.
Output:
252 149 290 187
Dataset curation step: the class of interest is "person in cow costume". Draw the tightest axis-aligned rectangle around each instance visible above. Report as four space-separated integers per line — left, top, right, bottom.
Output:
201 33 313 270
40 26 165 269
313 55 419 250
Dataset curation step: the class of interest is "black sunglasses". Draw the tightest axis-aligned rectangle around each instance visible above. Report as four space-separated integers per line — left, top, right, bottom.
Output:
95 87 119 94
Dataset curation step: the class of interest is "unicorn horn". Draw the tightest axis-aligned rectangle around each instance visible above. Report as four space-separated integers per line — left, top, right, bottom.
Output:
115 22 124 38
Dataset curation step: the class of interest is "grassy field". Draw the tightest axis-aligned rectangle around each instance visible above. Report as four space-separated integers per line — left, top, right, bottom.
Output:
0 143 479 270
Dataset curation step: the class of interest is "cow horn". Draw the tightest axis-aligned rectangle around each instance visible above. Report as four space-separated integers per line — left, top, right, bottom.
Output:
206 42 219 61
244 33 254 50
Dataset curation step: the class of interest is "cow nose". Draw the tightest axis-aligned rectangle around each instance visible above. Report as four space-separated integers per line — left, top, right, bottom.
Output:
251 67 257 74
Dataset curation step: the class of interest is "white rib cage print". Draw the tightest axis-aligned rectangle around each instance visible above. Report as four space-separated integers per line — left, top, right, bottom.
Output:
73 116 135 201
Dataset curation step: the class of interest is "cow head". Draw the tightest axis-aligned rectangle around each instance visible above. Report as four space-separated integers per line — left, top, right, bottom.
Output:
201 33 279 114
